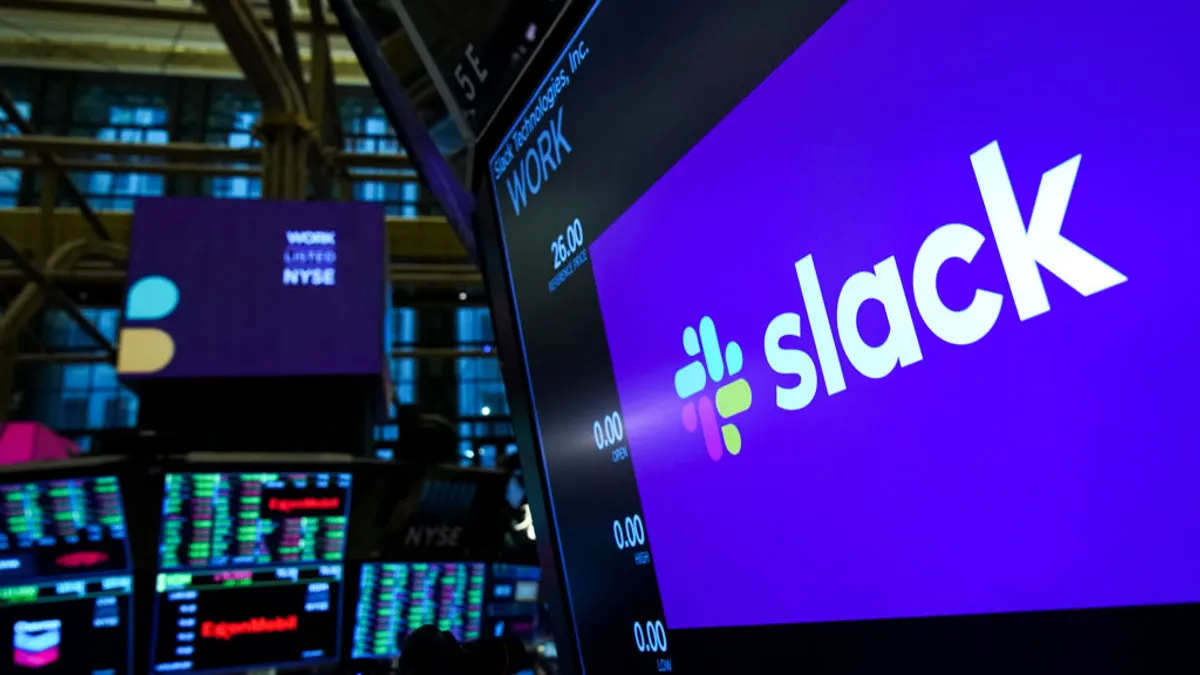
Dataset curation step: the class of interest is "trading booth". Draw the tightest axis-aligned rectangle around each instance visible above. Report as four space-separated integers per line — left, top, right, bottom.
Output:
0 458 135 674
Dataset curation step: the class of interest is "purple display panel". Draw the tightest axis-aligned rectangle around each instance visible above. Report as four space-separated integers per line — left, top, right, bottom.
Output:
590 0 1200 630
118 198 386 379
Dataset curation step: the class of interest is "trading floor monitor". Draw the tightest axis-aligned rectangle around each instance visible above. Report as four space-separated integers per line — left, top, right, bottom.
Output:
349 561 542 662
149 470 351 674
0 464 135 675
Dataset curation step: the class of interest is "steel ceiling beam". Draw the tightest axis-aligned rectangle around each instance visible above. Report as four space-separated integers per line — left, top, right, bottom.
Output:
0 135 411 169
200 0 306 118
0 0 342 33
201 0 316 198
0 236 118 360
307 0 345 199
0 156 416 182
269 0 309 103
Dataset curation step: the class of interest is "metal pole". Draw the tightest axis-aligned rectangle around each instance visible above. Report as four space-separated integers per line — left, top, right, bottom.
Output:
0 236 117 361
383 0 477 146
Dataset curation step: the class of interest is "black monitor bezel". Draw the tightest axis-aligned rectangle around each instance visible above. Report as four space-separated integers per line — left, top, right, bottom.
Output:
147 456 354 675
463 1 1200 673
0 455 140 675
467 2 606 673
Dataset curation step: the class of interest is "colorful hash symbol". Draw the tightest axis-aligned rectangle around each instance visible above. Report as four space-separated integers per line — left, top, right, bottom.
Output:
673 316 752 461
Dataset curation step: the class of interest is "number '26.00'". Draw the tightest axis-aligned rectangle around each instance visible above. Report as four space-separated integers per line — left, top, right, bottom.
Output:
551 219 585 270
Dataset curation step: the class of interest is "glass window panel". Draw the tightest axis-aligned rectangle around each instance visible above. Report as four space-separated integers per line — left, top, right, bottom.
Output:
456 307 512 462
0 101 30 207
376 306 418 441
478 445 497 469
87 391 115 429
92 364 117 389
29 309 138 431
388 307 418 406
205 96 262 199
341 96 420 217
69 96 170 210
62 365 90 390
456 307 496 344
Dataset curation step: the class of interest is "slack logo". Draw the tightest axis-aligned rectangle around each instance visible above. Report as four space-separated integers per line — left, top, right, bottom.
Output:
117 274 179 375
763 140 1126 410
674 317 753 461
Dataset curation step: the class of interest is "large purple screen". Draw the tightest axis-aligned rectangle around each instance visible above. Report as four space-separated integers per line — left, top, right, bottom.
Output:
591 0 1200 629
118 198 386 379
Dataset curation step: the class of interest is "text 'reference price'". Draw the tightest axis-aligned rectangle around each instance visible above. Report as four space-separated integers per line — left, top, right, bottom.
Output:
549 217 588 293
613 515 646 551
634 620 668 653
552 218 585 271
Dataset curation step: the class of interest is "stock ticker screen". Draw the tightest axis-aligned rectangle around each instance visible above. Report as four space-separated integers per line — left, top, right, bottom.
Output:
158 472 351 570
479 0 1200 672
117 198 386 380
0 575 134 675
0 474 134 675
350 562 544 661
151 472 351 674
150 566 343 674
0 476 130 581
486 563 541 640
350 562 486 660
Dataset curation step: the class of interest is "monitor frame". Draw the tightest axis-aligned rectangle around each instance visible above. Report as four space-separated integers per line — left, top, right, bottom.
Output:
0 456 139 675
147 457 354 675
153 466 353 572
146 564 345 675
347 560 489 662
0 464 135 583
468 3 608 673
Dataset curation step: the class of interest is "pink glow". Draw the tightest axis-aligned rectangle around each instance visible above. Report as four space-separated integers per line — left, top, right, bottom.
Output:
14 645 60 668
0 422 79 465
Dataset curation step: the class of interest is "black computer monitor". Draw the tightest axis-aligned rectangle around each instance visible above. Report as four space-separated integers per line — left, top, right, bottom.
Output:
0 474 131 580
0 461 136 675
156 471 350 571
349 561 543 662
347 463 511 562
350 561 486 661
149 469 352 674
1 574 134 674
150 565 344 674
484 563 541 641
